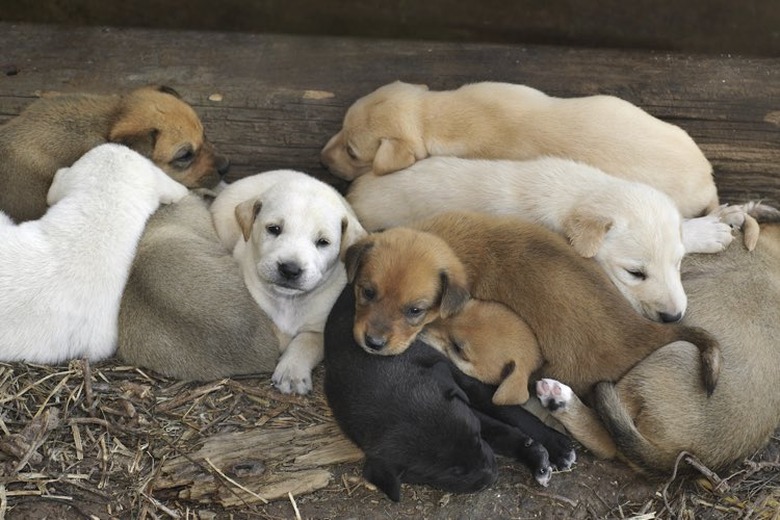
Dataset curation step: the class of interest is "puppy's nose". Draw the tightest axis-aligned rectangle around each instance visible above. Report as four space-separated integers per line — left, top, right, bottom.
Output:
364 334 387 351
216 155 230 177
659 311 683 323
278 261 302 280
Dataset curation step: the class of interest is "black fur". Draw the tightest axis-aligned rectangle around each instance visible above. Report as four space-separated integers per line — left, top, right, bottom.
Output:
324 287 574 501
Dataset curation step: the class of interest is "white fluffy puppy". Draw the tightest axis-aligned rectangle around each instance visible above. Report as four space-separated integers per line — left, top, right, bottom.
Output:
0 143 188 363
211 171 366 394
348 156 741 322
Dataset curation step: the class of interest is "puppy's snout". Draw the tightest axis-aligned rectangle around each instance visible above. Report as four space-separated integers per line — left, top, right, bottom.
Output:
659 311 683 323
278 261 303 281
215 155 230 177
364 333 387 351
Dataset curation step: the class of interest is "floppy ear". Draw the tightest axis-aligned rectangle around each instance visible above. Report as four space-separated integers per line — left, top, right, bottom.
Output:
363 457 402 502
234 198 262 242
344 240 373 283
491 361 531 406
438 270 470 318
109 125 159 158
563 208 613 258
372 137 418 176
339 213 369 260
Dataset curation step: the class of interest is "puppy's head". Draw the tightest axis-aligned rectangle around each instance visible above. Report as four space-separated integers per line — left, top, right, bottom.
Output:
421 299 543 406
321 81 429 180
563 192 687 323
344 228 470 356
235 176 366 295
109 86 230 189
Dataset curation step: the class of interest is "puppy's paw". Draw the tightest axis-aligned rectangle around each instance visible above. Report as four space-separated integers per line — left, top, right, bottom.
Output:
157 182 190 205
711 203 747 228
682 214 734 254
536 379 572 413
271 358 313 395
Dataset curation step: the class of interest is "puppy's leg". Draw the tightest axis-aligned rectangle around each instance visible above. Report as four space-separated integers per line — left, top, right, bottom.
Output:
271 331 323 395
536 379 618 460
471 409 553 487
682 212 734 254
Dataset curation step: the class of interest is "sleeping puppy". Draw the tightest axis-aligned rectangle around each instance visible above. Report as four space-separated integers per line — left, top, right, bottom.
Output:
0 144 187 364
117 192 279 380
0 85 229 223
321 81 717 218
324 287 576 501
534 213 780 473
211 170 366 394
349 156 753 322
345 214 722 399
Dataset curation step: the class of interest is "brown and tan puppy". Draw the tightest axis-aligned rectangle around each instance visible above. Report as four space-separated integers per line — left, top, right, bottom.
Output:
534 216 780 473
321 81 716 218
0 85 229 223
345 212 721 398
420 299 543 405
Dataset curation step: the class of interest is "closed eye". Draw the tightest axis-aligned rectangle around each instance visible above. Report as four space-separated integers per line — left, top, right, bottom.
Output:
346 144 358 160
172 147 195 169
626 268 647 280
316 237 331 248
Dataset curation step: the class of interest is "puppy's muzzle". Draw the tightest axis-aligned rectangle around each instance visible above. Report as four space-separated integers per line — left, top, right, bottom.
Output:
659 311 683 323
363 333 388 351
215 154 230 179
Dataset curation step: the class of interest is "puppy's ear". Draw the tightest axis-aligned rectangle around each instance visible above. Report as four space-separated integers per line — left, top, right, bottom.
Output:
491 361 531 406
372 138 418 176
109 125 159 159
339 213 368 261
344 240 373 283
363 457 402 502
438 270 470 318
234 198 262 242
563 208 613 258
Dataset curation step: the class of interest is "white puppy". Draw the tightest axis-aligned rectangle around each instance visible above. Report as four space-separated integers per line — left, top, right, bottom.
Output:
0 143 188 364
211 171 366 394
348 156 741 322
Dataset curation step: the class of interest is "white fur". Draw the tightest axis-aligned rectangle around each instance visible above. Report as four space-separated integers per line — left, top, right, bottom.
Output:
348 156 700 322
211 170 366 394
0 143 188 364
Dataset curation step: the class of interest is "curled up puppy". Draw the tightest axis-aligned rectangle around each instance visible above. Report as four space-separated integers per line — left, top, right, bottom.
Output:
0 144 187 364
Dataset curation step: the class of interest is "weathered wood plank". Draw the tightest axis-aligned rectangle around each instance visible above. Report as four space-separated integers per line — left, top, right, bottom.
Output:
1 22 778 206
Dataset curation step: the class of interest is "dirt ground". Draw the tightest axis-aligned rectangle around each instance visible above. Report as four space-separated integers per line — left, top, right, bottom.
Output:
1 359 778 520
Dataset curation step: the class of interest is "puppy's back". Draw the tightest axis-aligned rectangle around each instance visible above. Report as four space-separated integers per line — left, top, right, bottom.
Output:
118 193 279 380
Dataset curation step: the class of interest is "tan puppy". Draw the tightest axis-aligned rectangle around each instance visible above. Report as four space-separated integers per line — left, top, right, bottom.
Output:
118 192 279 380
321 81 716 218
345 212 721 398
0 85 229 223
534 217 780 472
420 299 543 405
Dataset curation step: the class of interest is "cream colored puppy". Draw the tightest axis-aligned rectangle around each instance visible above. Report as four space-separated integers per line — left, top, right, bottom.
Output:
349 156 745 322
322 81 717 218
0 144 187 364
211 171 366 394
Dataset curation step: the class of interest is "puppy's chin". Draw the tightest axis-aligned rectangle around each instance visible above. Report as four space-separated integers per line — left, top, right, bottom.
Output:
269 283 308 296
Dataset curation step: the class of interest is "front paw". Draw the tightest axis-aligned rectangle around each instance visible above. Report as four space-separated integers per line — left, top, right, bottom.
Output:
682 214 734 254
271 358 313 395
536 379 573 412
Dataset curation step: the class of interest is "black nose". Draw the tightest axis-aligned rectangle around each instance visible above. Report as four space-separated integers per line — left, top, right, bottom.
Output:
216 155 230 177
364 334 387 350
659 311 682 323
278 262 302 280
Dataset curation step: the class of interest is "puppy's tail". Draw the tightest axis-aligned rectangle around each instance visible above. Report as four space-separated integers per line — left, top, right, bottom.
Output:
670 326 721 396
592 381 673 473
742 201 780 251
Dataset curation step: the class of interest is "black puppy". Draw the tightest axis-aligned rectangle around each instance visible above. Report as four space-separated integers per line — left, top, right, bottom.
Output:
324 287 575 502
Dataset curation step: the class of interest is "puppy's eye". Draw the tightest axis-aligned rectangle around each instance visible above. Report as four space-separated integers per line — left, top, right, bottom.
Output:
361 287 376 301
405 307 425 319
316 237 331 248
266 224 282 236
626 268 647 281
346 145 358 161
172 147 195 169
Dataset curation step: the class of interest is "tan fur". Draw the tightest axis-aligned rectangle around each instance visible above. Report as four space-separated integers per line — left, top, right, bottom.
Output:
117 192 278 380
0 86 228 223
344 228 470 356
537 223 780 472
350 212 721 398
322 81 717 217
420 299 543 405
